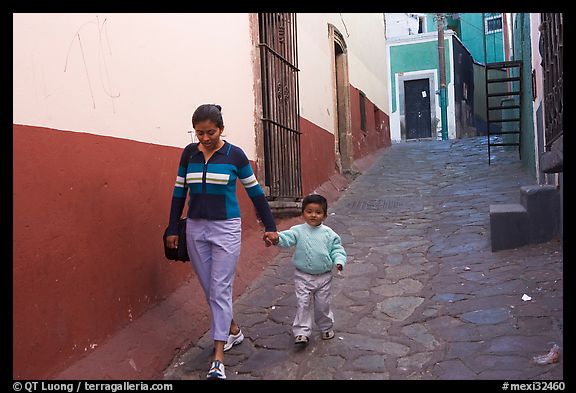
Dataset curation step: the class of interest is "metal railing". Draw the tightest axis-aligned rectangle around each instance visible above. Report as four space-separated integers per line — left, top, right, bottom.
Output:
485 61 523 164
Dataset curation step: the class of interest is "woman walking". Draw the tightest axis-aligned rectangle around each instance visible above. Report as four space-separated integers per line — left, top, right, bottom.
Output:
165 104 279 379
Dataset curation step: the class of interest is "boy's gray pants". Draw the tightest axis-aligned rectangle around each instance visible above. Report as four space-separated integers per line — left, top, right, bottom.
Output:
293 269 334 337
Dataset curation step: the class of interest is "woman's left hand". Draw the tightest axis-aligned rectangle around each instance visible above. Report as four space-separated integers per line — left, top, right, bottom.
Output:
263 231 279 246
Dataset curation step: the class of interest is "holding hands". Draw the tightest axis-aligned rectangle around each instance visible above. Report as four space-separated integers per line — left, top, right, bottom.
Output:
263 232 279 247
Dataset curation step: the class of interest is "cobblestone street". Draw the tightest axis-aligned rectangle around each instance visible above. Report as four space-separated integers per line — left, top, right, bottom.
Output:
163 137 563 380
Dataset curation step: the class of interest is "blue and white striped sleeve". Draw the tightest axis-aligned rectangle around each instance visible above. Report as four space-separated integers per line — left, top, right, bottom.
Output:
237 162 264 198
236 149 277 232
173 163 188 198
167 144 192 236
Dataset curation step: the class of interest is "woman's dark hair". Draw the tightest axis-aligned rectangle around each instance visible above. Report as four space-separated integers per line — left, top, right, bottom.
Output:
192 104 224 128
302 194 328 215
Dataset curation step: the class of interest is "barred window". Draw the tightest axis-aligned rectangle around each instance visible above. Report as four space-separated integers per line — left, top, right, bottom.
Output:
258 13 302 198
485 14 503 34
359 91 367 132
540 13 563 150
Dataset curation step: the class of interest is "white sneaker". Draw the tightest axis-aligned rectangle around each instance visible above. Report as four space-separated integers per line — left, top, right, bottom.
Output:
206 360 226 380
223 329 244 352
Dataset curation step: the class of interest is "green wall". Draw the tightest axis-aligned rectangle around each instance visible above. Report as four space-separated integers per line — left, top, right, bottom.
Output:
513 13 536 179
390 39 451 113
426 13 504 64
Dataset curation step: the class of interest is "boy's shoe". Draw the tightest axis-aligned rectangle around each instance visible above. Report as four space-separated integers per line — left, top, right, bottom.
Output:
321 330 335 340
206 360 226 380
294 335 309 345
224 329 244 352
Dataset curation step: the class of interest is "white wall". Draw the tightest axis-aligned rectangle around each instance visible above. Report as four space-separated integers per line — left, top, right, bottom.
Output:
297 13 389 134
530 13 545 183
385 13 421 38
13 13 259 157
447 36 456 140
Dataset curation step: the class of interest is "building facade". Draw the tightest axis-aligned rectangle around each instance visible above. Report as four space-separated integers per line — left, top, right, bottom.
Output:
386 30 475 142
525 12 563 239
426 13 506 64
13 13 391 379
384 13 427 38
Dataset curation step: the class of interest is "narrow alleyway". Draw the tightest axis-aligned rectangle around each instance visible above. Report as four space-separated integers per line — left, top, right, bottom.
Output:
163 136 563 380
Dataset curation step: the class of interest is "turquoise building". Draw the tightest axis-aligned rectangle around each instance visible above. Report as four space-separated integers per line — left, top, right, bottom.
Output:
511 13 536 178
386 13 509 142
426 13 506 64
386 29 476 142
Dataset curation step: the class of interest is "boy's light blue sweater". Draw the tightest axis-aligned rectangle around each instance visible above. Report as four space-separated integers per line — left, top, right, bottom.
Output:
278 223 347 275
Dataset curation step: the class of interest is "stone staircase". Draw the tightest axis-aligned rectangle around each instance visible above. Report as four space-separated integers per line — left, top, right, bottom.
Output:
489 185 560 251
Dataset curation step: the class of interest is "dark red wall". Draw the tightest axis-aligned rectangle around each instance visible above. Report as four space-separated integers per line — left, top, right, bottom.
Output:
14 94 391 378
349 85 391 159
12 124 280 379
299 117 337 196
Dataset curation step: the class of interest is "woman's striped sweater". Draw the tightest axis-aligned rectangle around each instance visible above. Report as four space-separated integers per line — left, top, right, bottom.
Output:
167 141 276 236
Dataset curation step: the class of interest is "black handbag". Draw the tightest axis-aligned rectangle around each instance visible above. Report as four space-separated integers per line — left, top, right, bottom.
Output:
163 145 195 262
163 217 190 262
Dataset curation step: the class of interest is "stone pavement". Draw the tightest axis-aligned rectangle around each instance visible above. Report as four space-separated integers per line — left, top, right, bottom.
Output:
163 136 563 380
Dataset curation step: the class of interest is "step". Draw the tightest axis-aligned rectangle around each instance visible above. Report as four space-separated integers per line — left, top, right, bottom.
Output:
488 143 520 147
520 185 561 244
487 77 521 83
488 118 521 123
489 204 530 251
268 200 302 218
487 131 520 135
486 60 522 69
487 91 521 97
488 105 521 110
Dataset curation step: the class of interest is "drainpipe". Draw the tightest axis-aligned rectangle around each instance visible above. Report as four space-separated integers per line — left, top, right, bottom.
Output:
502 13 511 91
502 13 510 61
437 13 449 140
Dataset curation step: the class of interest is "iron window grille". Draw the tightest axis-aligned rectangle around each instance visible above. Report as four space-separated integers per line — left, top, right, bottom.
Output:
359 90 367 132
540 13 563 150
258 13 302 199
485 14 503 34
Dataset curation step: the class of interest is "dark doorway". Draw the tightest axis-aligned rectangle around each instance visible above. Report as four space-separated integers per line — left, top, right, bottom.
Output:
334 41 349 170
405 79 432 139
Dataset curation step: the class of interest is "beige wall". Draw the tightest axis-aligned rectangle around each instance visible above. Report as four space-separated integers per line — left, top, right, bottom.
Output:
530 13 545 182
297 13 389 134
13 13 259 158
530 14 544 111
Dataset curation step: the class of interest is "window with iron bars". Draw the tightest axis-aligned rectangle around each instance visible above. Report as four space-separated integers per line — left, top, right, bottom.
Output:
485 14 503 34
359 90 367 132
540 13 563 150
258 13 302 199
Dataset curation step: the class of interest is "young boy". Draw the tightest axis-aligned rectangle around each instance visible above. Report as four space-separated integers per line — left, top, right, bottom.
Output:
265 194 346 345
